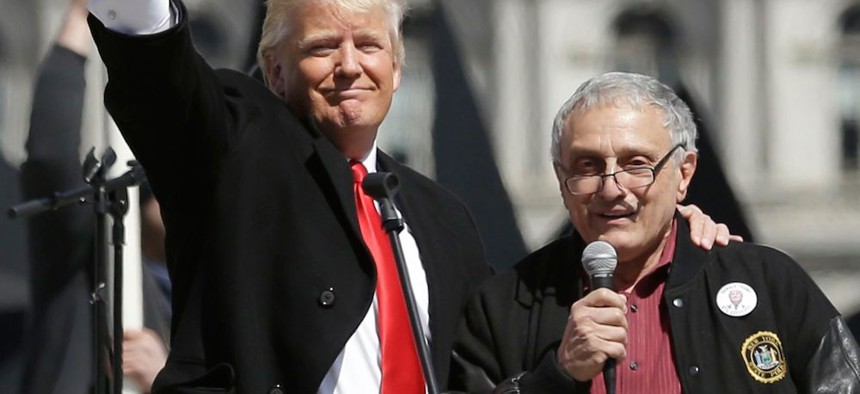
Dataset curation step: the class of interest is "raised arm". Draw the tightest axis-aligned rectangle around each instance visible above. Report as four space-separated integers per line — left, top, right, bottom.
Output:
86 0 237 206
21 0 94 305
20 2 97 392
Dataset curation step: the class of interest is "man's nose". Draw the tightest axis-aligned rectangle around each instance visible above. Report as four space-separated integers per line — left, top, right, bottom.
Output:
596 172 626 199
335 45 362 77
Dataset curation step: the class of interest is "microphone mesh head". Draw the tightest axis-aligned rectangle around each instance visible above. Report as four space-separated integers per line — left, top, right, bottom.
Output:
582 241 618 276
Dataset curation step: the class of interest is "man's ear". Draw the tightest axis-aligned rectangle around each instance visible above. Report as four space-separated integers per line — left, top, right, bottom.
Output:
392 61 402 92
554 163 570 198
676 151 698 202
263 55 285 98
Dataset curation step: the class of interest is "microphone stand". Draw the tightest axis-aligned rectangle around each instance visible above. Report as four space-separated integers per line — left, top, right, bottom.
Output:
363 172 440 394
8 147 146 394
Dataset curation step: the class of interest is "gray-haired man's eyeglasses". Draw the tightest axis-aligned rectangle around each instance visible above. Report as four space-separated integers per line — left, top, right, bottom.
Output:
563 144 685 196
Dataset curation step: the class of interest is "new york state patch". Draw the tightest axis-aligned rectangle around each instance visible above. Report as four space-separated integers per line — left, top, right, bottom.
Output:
741 331 788 384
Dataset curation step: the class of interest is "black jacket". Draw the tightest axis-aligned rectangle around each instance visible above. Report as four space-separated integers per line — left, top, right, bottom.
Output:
89 2 490 393
451 214 860 393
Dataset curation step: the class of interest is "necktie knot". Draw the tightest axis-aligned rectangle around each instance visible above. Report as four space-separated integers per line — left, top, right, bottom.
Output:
350 160 368 185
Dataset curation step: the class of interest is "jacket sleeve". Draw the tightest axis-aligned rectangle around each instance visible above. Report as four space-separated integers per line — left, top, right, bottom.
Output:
19 43 97 394
494 353 587 394
450 312 585 394
448 294 501 394
87 0 227 213
448 280 586 394
802 317 860 393
20 44 93 307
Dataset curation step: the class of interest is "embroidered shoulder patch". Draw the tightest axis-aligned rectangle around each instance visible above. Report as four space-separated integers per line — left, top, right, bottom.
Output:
741 331 788 383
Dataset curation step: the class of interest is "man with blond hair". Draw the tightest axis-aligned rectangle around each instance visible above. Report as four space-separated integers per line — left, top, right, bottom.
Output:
86 1 732 392
87 0 488 391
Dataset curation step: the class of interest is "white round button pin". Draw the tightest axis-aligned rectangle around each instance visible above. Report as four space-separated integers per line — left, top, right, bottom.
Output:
716 282 757 317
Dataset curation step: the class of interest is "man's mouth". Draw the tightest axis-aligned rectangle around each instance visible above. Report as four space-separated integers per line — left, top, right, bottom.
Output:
598 211 635 219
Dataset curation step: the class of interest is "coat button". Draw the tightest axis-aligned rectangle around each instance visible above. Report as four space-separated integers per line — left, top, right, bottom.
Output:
672 298 684 308
268 384 284 394
689 365 700 376
319 287 336 307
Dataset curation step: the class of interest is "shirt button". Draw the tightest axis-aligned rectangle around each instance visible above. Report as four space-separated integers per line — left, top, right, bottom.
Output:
689 365 700 376
318 287 335 307
630 304 639 312
673 298 684 308
107 10 117 20
629 361 639 370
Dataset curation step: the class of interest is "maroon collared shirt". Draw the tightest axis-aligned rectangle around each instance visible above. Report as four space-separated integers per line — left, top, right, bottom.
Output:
588 220 682 394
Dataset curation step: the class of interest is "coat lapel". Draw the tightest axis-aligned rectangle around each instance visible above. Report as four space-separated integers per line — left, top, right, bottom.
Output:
376 153 438 271
377 152 445 353
310 136 361 239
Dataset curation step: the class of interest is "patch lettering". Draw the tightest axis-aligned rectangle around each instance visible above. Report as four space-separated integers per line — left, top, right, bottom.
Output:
741 331 787 384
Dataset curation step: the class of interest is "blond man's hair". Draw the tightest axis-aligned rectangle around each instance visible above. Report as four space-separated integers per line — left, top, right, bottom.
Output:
257 0 407 88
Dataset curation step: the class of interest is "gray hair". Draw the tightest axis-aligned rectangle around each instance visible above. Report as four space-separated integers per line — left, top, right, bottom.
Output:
550 72 698 165
257 0 407 87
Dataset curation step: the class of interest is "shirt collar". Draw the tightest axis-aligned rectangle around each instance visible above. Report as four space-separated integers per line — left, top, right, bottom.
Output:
580 218 679 293
352 141 379 174
656 218 679 269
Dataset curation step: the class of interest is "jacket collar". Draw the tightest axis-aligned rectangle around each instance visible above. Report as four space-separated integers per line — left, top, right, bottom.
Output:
311 138 358 227
305 115 383 240
666 210 709 289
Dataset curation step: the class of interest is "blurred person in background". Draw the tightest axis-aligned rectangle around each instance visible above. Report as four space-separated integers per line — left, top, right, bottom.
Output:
20 0 170 392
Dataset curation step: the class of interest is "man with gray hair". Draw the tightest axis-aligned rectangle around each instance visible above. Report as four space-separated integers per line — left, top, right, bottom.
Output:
450 72 860 393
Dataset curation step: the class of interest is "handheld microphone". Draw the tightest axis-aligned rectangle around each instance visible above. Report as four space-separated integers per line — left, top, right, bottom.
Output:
581 241 618 394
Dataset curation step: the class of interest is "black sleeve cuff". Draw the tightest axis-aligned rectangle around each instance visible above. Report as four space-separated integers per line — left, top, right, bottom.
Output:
510 351 590 393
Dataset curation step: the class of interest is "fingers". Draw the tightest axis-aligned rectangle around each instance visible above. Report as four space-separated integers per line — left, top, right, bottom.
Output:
697 214 716 250
582 288 627 309
677 203 702 218
679 203 744 249
710 223 743 246
713 223 731 246
122 329 168 393
557 290 628 381
572 289 628 340
123 329 165 353
123 329 143 340
678 204 706 248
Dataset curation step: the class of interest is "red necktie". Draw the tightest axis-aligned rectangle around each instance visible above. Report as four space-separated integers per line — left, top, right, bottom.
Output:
350 161 425 394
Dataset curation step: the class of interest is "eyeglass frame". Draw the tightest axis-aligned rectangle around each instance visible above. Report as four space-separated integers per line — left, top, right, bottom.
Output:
561 143 685 196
